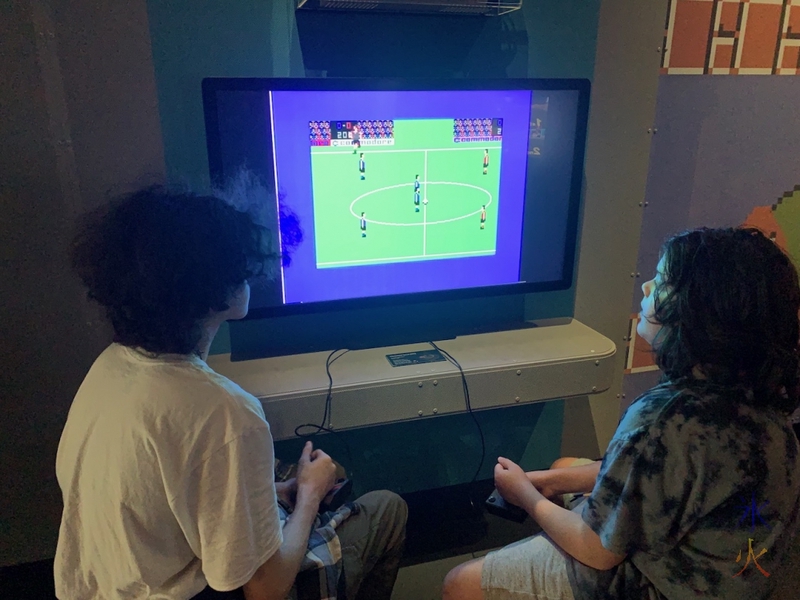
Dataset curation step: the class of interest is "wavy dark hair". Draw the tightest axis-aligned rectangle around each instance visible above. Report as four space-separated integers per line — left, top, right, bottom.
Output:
72 187 275 355
651 227 800 413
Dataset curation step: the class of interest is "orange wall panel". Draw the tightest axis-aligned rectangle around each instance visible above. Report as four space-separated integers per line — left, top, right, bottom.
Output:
669 1 714 68
740 4 783 69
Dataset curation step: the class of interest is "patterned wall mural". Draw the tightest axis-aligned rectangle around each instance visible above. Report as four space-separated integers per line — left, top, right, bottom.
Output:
662 0 800 75
622 0 800 397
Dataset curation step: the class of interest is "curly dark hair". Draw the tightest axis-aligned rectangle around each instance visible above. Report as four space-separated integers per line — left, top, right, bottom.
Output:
652 227 800 413
72 187 275 355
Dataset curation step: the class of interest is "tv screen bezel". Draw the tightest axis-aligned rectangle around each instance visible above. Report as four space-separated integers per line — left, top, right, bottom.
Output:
202 77 591 320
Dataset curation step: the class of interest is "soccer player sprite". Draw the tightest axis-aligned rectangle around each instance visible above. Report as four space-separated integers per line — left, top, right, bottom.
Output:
483 149 489 175
480 205 487 229
360 212 367 237
352 125 361 154
359 153 366 180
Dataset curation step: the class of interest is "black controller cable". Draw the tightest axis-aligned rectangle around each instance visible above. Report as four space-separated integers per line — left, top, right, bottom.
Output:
294 349 354 471
428 341 487 488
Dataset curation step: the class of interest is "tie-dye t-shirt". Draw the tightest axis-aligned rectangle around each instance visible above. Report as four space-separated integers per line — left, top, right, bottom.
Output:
566 381 800 599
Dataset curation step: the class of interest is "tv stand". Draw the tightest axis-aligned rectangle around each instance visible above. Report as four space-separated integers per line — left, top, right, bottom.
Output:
208 318 615 441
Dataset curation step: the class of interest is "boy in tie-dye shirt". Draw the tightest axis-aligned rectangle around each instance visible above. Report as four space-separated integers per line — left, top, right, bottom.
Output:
445 228 800 600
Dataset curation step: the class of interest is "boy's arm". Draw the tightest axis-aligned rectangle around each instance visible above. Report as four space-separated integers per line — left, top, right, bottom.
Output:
522 490 626 571
526 461 601 498
243 443 336 600
242 494 321 600
496 459 624 571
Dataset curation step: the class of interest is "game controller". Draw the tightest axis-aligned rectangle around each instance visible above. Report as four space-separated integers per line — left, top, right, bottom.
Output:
485 488 527 523
320 478 352 512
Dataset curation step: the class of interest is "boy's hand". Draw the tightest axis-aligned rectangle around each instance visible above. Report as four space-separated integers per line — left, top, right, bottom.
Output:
275 478 297 508
296 442 336 506
495 456 541 509
526 470 558 500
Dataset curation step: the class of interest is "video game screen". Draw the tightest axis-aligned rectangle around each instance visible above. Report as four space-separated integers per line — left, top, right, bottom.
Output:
203 80 588 317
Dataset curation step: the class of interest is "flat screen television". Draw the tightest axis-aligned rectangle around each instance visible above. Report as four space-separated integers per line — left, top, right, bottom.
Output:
202 78 590 320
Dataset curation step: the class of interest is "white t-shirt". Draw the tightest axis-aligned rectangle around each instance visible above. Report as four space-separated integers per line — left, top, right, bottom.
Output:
55 344 283 599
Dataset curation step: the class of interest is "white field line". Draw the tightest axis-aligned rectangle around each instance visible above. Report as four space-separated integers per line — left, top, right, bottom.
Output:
318 249 496 267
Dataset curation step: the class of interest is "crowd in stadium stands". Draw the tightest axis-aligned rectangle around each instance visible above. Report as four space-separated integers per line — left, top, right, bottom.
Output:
453 117 495 140
309 121 332 145
358 120 394 139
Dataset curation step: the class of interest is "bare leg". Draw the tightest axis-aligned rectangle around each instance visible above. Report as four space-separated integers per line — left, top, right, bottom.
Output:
440 458 592 600
443 557 485 600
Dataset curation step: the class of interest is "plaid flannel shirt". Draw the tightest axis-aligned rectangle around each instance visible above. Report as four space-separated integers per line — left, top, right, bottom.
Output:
278 500 360 600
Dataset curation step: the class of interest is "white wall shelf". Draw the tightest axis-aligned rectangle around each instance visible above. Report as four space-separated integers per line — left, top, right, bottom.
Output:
209 319 615 440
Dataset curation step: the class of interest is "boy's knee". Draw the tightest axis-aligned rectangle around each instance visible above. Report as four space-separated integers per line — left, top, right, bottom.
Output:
361 490 407 523
550 456 581 470
357 490 408 546
442 564 466 600
550 456 595 469
442 567 460 600
443 560 483 600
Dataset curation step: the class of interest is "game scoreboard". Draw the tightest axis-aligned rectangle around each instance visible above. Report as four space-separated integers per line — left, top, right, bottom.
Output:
309 119 396 147
310 117 508 148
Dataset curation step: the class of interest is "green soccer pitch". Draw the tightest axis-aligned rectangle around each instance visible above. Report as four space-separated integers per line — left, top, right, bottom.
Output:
309 119 501 268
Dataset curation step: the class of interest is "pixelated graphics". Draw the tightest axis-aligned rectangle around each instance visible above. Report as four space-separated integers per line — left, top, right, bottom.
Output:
662 0 800 75
307 118 503 269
